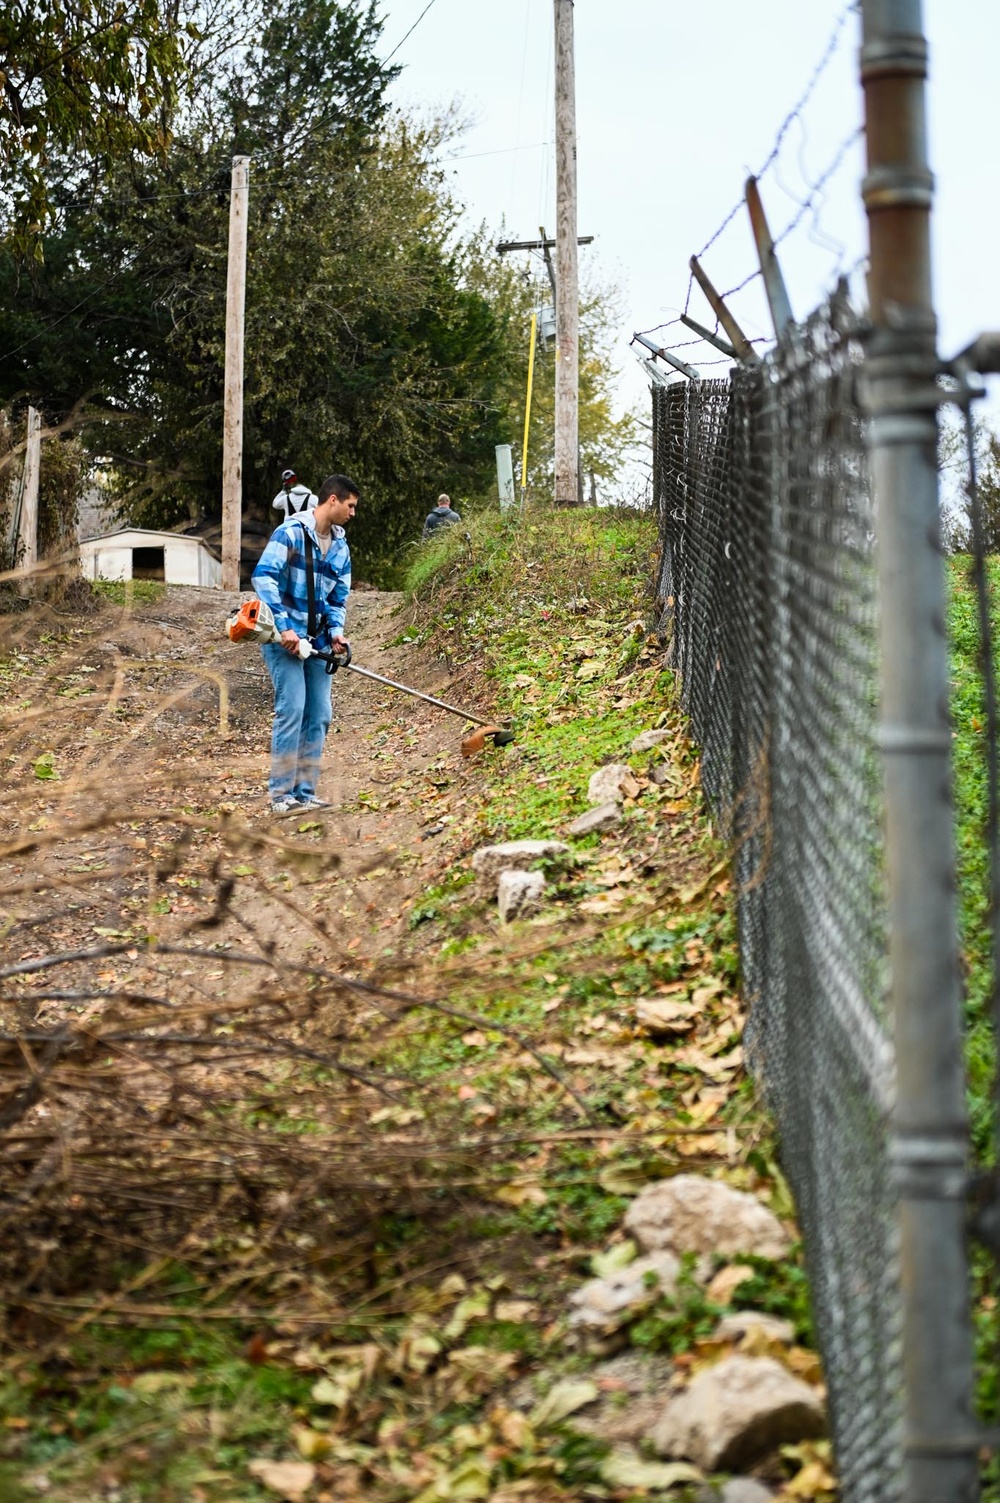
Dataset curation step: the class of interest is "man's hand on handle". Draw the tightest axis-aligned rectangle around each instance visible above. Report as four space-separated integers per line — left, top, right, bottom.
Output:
280 629 300 654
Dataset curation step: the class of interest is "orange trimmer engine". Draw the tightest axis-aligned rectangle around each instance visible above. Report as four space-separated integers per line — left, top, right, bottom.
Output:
225 597 280 644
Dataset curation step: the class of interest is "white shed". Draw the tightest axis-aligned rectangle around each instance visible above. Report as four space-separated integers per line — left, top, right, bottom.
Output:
79 529 222 589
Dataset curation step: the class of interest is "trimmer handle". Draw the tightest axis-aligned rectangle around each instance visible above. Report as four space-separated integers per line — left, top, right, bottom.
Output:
323 641 353 675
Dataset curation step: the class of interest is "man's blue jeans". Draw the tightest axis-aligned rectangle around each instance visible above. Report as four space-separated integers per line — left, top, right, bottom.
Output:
261 644 333 801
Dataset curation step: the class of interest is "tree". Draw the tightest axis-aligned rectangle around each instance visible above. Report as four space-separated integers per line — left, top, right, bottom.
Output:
940 416 1000 555
0 0 647 581
461 233 645 506
0 1 186 254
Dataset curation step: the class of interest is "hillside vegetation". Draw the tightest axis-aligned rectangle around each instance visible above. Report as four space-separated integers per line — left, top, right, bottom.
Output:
0 511 826 1502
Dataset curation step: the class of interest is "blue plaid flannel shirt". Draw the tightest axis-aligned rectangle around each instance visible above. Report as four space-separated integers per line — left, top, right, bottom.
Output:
251 513 351 649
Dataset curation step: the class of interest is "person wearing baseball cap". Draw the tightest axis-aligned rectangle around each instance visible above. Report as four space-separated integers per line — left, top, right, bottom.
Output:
272 468 318 519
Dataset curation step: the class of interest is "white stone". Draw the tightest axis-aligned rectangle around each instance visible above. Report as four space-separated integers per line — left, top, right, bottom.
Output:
568 1252 681 1333
497 869 545 922
587 763 632 805
720 1479 776 1503
630 728 671 754
649 1355 824 1470
624 1175 790 1262
471 839 568 890
566 801 622 836
715 1311 796 1346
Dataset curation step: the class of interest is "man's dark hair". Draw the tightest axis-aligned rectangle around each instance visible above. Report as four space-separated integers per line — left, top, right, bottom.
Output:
319 473 360 503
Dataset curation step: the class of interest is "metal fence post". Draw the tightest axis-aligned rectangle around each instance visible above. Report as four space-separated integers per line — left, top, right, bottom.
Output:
859 3 979 1499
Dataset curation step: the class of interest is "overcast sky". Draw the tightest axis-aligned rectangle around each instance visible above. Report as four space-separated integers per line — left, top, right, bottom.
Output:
377 1 1000 430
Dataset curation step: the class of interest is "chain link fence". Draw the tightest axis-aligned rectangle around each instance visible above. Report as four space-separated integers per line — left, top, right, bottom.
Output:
652 288 905 1502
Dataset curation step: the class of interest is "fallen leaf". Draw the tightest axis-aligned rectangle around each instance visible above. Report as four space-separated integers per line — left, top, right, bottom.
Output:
443 1290 491 1341
247 1458 316 1501
310 1367 363 1407
577 893 625 914
599 1450 703 1491
783 1346 825 1385
530 1378 599 1428
493 1181 548 1208
494 1299 537 1322
412 1456 493 1503
491 1406 534 1450
293 1426 332 1460
590 1240 637 1278
705 1264 755 1305
598 1163 650 1195
445 1347 517 1397
634 997 698 1035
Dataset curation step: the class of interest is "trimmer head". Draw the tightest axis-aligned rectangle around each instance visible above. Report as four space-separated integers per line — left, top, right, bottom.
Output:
461 725 516 757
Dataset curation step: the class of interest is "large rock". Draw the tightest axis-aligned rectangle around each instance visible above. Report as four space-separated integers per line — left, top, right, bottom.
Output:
624 1176 790 1261
587 764 632 806
497 869 545 923
649 1355 824 1470
630 728 671 754
569 1252 680 1334
471 840 568 890
566 801 622 837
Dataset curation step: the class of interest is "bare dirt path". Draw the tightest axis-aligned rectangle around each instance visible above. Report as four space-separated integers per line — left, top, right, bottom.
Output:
0 583 499 1008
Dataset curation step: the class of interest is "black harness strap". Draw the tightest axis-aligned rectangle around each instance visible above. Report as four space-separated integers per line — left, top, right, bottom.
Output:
302 529 318 638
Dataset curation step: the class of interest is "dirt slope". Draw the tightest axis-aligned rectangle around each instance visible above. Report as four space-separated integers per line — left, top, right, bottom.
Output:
0 583 500 986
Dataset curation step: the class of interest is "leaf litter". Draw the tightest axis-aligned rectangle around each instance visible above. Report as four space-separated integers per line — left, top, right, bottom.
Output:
0 523 828 1501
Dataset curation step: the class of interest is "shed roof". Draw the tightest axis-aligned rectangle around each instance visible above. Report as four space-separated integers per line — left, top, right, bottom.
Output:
79 528 221 561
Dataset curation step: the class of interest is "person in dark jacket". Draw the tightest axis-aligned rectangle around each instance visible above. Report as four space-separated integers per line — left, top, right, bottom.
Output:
421 493 462 540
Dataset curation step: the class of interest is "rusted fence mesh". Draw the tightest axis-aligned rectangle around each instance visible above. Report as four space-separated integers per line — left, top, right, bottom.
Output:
652 290 903 1503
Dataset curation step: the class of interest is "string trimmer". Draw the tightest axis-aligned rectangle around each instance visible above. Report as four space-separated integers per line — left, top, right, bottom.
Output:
226 598 515 755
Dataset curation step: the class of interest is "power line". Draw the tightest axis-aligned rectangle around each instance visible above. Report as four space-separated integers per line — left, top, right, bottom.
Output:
382 0 441 66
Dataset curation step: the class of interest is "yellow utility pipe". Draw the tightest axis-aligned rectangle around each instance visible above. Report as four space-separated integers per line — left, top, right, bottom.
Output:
520 311 537 509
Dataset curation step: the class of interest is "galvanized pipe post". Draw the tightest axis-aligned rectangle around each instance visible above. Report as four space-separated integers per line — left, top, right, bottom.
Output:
860 3 979 1499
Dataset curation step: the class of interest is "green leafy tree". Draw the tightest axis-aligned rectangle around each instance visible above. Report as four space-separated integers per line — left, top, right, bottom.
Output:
0 0 647 581
460 231 645 507
0 0 186 253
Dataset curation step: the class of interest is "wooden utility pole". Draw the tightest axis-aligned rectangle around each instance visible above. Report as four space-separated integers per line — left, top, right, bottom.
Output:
554 0 579 507
221 155 249 591
18 406 41 574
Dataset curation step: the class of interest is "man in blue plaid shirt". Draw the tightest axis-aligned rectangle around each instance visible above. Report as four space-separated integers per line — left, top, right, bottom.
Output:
252 473 359 815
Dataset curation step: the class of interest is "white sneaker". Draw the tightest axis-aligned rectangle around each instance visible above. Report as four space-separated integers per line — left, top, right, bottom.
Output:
296 794 330 810
271 795 300 816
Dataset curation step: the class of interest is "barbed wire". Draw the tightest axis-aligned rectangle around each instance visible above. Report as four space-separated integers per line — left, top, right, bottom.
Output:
691 0 858 268
639 116 865 374
680 0 859 319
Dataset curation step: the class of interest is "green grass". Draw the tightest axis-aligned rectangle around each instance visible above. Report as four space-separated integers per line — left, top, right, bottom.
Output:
947 555 1000 1479
92 578 166 606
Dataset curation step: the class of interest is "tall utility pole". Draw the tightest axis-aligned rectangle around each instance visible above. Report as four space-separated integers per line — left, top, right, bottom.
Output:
18 406 41 575
860 3 978 1500
221 155 249 592
553 0 579 508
